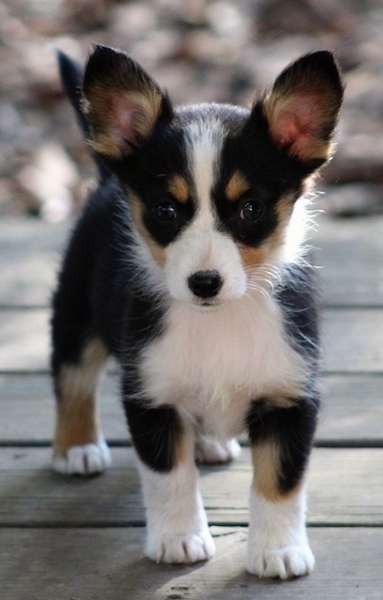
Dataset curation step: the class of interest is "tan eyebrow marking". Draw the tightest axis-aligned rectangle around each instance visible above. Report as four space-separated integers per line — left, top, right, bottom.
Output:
225 170 251 201
167 174 190 203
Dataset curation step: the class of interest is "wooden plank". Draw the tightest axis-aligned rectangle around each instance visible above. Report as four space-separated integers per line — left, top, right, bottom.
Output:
1 373 382 444
0 527 382 600
3 214 383 308
0 218 67 307
322 309 383 372
0 309 49 371
319 374 383 443
315 212 383 306
1 308 383 372
0 373 126 443
1 447 382 526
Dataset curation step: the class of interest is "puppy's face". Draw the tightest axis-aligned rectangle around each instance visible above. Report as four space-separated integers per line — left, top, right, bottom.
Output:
118 107 300 308
82 47 343 308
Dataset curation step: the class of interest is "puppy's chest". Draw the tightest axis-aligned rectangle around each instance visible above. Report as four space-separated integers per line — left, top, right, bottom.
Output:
139 295 304 428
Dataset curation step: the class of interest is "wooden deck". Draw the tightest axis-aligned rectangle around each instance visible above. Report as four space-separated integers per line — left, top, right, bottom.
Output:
1 210 383 599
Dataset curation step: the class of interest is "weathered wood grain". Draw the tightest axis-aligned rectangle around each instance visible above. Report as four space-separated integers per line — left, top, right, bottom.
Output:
0 218 66 307
1 214 383 600
315 212 383 306
1 447 382 526
0 527 382 600
0 373 125 443
319 374 383 442
1 308 383 371
0 309 49 371
1 373 382 444
322 309 383 372
2 214 383 307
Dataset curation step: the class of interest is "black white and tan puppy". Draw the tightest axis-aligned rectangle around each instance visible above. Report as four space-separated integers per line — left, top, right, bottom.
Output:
51 46 343 579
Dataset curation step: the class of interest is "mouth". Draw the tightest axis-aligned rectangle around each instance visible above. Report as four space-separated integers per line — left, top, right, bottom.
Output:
190 297 226 311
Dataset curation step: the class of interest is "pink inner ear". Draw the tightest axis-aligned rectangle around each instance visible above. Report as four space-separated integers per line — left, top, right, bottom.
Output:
273 110 302 146
115 104 141 150
271 94 325 159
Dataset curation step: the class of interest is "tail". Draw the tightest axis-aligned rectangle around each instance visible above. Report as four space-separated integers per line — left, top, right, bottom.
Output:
57 49 109 181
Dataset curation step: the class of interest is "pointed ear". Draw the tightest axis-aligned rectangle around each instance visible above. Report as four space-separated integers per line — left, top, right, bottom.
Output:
82 45 172 159
261 51 344 164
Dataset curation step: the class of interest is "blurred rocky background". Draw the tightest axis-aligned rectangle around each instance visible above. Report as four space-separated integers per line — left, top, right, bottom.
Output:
1 0 383 221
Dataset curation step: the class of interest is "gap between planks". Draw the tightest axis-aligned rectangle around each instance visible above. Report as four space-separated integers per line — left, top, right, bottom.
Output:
2 372 383 445
2 447 383 528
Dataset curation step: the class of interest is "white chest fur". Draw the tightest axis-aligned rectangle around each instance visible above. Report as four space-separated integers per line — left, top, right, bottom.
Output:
139 293 304 438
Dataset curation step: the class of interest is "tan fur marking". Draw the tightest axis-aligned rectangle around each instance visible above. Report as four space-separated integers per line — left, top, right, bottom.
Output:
168 175 190 203
239 194 294 269
53 339 108 457
252 441 282 502
251 441 303 502
54 392 100 457
130 193 168 266
174 429 189 467
239 221 285 269
239 244 266 270
225 171 250 202
275 193 295 223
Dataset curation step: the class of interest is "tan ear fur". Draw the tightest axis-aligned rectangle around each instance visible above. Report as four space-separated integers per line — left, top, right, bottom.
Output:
83 87 163 158
82 46 167 159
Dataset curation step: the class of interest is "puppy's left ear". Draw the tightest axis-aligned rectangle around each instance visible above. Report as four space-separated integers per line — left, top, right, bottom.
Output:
261 51 344 166
82 45 173 159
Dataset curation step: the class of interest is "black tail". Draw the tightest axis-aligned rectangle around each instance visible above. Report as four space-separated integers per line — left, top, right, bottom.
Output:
57 49 109 180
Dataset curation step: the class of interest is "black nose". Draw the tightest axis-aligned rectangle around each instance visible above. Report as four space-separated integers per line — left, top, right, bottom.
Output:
188 270 223 298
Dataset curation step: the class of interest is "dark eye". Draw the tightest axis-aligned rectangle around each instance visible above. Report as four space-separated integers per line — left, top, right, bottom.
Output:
239 200 264 222
154 201 177 222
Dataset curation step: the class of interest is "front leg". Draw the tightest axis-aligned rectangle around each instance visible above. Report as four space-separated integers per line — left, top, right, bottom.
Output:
124 398 215 564
246 397 319 579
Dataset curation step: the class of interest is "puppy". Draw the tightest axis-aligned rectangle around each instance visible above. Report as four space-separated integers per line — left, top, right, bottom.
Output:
51 46 343 579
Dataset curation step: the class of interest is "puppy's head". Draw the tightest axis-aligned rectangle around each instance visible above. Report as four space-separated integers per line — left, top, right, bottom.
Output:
82 46 343 308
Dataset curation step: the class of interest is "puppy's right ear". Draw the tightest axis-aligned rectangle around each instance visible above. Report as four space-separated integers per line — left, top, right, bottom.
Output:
82 45 173 159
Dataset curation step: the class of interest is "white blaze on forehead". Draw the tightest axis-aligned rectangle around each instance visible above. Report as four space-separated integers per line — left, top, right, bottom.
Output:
185 118 225 218
165 118 247 305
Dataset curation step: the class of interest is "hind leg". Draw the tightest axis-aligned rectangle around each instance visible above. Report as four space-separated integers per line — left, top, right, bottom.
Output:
52 337 111 475
195 435 241 465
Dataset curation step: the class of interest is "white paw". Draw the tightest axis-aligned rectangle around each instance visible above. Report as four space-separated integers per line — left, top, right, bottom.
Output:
146 529 216 564
195 437 241 464
247 544 315 579
53 440 111 475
